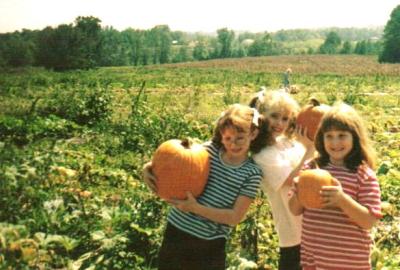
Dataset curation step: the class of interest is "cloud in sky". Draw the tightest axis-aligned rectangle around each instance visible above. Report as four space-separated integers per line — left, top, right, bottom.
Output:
0 0 398 33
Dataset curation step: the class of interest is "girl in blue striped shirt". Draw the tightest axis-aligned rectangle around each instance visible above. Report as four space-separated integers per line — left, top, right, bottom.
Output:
143 104 272 270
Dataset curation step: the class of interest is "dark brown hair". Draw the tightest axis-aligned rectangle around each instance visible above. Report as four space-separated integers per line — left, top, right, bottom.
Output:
314 103 376 171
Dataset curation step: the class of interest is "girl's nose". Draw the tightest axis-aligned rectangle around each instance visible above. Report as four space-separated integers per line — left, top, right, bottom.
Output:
330 137 340 146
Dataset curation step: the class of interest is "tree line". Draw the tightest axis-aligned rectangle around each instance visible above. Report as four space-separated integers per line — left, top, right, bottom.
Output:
0 5 399 70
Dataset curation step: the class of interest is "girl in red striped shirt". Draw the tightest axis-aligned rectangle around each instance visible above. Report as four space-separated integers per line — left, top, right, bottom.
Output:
289 103 382 270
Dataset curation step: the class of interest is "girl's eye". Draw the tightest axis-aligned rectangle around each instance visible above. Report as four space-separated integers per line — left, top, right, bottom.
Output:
236 138 245 143
282 117 289 122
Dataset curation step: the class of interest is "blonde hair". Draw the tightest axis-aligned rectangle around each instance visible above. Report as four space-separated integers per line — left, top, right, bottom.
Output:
314 103 376 170
212 104 272 154
249 89 299 139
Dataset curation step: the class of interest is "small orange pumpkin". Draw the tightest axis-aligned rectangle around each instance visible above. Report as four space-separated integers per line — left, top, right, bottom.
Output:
296 98 330 140
152 138 210 200
297 169 334 209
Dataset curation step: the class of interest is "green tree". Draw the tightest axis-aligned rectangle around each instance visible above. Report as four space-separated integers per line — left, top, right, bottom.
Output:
172 45 192 63
217 28 235 58
1 32 35 67
319 31 342 54
248 33 275 56
193 40 209 61
147 25 172 64
379 5 400 63
36 16 102 70
36 24 80 70
98 27 128 66
74 16 102 68
122 28 146 66
340 41 353 54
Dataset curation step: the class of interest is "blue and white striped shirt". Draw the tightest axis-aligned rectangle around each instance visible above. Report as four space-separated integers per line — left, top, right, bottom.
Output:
167 141 263 240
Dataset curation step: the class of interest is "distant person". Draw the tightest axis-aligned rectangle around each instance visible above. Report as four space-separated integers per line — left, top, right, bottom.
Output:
289 103 382 270
250 89 315 270
142 104 271 270
283 68 292 90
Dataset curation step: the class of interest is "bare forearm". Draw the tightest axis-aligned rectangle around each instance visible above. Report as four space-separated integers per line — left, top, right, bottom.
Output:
289 195 304 216
174 195 253 226
338 194 377 230
190 204 242 226
284 148 314 187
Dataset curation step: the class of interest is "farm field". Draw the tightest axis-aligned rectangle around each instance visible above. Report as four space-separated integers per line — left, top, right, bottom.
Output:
0 55 399 269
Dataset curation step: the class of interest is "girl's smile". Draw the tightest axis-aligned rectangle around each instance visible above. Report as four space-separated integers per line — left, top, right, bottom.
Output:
266 111 291 138
323 129 353 166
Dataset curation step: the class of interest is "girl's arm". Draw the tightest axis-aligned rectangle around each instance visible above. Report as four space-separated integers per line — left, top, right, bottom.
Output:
283 126 315 187
170 193 253 226
321 178 378 230
288 178 305 215
142 161 157 192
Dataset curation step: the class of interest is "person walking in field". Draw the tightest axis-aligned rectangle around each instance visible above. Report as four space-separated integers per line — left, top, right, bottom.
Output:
250 89 315 270
289 103 382 270
142 104 272 270
283 68 292 90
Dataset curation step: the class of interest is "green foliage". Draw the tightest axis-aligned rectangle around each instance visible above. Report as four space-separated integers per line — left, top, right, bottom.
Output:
0 57 399 269
39 85 113 126
0 19 387 70
340 41 353 54
193 40 209 60
217 28 235 58
379 5 400 63
248 33 277 56
319 31 342 54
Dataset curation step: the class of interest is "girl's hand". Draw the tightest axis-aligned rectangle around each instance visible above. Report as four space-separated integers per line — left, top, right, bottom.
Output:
288 176 300 199
295 125 314 149
321 178 344 208
168 192 198 213
288 176 305 215
142 161 158 193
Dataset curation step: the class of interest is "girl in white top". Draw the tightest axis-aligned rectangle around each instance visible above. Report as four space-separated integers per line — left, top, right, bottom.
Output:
250 90 315 270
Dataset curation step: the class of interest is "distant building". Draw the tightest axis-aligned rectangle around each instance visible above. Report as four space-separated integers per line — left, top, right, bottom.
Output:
242 39 254 46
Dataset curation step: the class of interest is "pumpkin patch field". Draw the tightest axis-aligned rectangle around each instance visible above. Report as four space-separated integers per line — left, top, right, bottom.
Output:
0 55 399 269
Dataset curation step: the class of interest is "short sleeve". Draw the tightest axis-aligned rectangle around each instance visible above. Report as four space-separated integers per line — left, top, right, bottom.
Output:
238 172 262 199
357 166 382 219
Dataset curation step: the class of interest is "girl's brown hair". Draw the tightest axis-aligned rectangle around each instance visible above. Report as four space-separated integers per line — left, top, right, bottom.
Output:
249 89 299 140
314 103 376 171
212 104 272 154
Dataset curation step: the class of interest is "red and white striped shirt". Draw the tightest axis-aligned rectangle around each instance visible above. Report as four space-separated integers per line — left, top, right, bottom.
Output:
301 163 382 270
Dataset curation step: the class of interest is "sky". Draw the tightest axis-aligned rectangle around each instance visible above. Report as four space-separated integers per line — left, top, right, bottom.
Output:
0 0 399 34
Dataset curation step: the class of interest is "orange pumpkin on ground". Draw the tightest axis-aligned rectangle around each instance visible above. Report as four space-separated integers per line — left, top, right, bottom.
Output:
152 138 210 200
297 169 335 209
296 98 331 140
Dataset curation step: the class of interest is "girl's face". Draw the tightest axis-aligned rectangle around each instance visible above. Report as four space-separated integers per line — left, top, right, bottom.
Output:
265 110 291 138
323 129 353 166
220 127 256 161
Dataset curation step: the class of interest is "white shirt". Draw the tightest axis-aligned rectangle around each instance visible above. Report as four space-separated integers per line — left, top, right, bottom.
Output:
253 136 305 247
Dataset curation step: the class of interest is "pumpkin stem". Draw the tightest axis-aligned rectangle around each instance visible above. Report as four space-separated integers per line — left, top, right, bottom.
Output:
309 97 320 107
181 138 191 148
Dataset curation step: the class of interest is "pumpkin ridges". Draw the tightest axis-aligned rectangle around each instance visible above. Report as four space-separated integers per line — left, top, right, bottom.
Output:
152 139 209 200
296 98 331 141
298 169 334 209
192 150 210 196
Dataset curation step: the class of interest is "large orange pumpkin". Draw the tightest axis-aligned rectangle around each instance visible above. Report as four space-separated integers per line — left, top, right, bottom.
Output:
297 169 334 209
296 98 330 140
152 138 210 200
